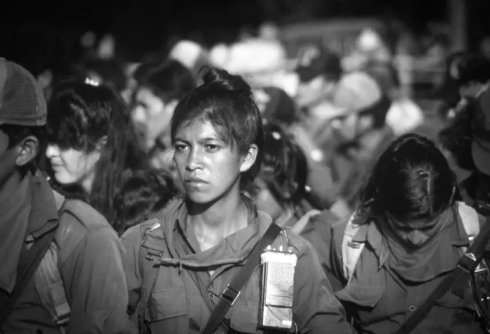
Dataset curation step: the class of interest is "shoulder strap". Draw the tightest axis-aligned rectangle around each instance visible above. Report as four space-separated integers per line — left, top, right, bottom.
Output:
396 216 490 334
202 223 282 334
0 221 58 326
33 196 74 331
33 241 70 330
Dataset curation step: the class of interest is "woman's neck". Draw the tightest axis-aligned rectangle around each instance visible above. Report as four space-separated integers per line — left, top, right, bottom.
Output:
188 191 249 251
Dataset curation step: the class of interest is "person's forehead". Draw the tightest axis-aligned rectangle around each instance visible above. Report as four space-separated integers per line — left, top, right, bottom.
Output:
176 118 219 136
136 86 159 100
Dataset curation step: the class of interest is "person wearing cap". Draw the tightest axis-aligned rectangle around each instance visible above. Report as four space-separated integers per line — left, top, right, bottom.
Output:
459 86 490 215
254 85 339 209
295 46 395 217
0 58 136 333
441 53 490 121
294 45 344 138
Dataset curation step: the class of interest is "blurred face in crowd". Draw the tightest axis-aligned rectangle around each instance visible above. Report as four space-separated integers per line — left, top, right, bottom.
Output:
173 119 255 205
46 144 100 193
295 75 336 109
132 87 177 150
385 211 444 249
252 177 284 220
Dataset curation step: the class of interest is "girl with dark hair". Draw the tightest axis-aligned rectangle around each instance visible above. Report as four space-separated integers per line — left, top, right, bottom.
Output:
328 133 488 333
250 122 342 277
45 79 174 234
121 67 351 333
251 123 312 224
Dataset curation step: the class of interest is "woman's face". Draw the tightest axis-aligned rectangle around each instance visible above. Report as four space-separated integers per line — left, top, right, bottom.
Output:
46 144 100 193
385 211 443 248
253 178 284 220
173 119 254 205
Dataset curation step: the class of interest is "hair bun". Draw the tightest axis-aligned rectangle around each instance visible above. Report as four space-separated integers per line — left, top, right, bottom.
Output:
200 66 252 97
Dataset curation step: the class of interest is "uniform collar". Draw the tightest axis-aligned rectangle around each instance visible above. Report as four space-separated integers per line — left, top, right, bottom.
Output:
352 218 390 268
352 205 472 271
162 196 272 267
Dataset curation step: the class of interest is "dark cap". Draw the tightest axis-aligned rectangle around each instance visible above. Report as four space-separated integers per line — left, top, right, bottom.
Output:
295 44 342 83
261 86 297 125
0 58 46 126
471 87 490 175
456 54 490 86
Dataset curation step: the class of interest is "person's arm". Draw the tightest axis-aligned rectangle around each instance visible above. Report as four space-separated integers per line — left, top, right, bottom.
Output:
292 238 353 334
120 224 145 319
62 225 137 334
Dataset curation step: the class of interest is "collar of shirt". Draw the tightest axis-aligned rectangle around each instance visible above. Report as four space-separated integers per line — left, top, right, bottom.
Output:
160 196 273 269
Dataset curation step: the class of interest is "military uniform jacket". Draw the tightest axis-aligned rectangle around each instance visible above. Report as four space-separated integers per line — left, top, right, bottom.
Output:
121 197 352 333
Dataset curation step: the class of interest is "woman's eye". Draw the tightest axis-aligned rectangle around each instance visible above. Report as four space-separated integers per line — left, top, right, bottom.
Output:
205 144 220 152
174 144 188 152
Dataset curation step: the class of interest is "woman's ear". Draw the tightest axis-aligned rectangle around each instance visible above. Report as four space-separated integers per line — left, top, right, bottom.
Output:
240 144 258 173
15 135 39 167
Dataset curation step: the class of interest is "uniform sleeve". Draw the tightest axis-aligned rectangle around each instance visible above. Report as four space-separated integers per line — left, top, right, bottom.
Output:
62 225 137 334
300 211 338 278
120 225 144 318
293 238 353 334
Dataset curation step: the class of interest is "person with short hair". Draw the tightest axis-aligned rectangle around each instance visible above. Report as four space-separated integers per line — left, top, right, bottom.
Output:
121 66 352 333
0 58 136 333
131 59 196 159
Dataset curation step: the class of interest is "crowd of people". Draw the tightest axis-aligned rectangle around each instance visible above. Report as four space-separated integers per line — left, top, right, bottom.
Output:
1 24 490 334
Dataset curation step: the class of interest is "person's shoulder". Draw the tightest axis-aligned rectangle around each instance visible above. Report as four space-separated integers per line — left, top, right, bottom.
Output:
310 210 343 226
121 218 162 246
55 198 120 262
60 198 111 232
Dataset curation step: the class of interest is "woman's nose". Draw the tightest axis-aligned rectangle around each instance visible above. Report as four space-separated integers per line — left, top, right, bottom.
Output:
186 148 203 171
45 144 59 158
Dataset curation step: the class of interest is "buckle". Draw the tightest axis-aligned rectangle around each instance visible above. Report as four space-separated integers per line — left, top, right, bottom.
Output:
458 252 480 274
221 284 240 305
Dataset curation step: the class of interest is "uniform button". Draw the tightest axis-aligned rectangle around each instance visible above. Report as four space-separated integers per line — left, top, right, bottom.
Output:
208 292 215 300
408 305 416 312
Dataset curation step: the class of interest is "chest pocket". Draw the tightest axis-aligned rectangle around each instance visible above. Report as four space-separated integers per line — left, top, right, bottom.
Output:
146 285 189 334
145 260 189 331
148 287 187 320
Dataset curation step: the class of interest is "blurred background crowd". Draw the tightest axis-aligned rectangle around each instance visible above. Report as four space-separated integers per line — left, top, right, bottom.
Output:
3 0 490 229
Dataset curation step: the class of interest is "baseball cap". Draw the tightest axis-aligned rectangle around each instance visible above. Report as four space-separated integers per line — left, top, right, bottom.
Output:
0 57 46 126
295 44 342 83
332 71 382 114
472 87 490 175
